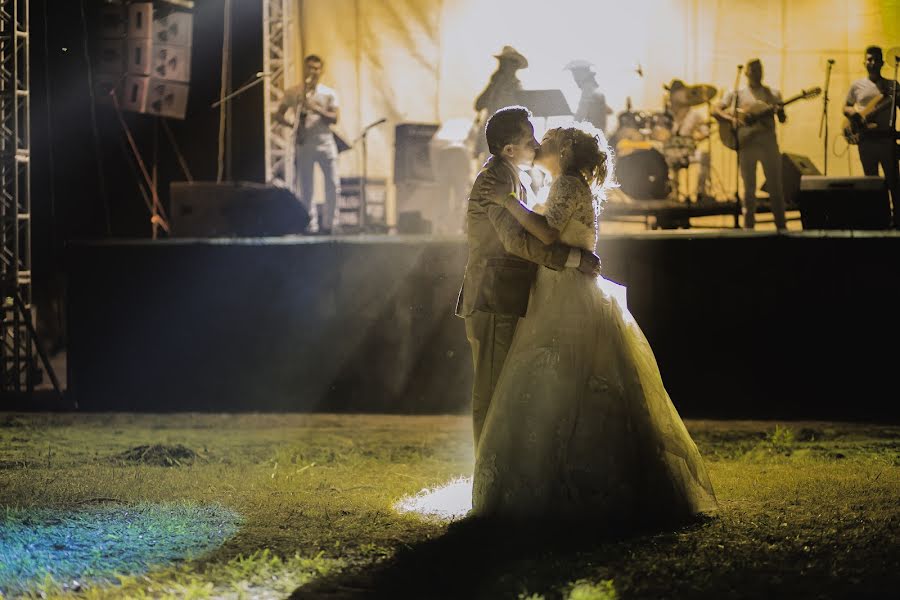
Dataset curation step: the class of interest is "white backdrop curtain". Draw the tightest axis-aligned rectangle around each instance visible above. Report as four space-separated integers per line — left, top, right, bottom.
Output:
290 0 900 221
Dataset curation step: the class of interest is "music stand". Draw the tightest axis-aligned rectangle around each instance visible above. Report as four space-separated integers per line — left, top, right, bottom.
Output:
515 89 573 117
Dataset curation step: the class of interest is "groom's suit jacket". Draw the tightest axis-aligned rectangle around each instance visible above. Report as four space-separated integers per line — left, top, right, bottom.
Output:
456 156 570 318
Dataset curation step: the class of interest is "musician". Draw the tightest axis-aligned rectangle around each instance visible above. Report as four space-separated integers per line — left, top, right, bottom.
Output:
473 46 528 160
714 59 788 230
667 79 712 201
843 46 900 228
275 54 341 234
565 60 613 134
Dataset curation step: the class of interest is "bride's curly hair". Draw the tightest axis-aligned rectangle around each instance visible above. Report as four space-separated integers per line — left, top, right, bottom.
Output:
547 122 616 202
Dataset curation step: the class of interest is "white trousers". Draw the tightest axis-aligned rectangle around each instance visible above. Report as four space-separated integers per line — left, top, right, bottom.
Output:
739 134 786 230
296 137 340 231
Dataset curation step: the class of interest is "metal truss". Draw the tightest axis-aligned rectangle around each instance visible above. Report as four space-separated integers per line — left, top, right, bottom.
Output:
0 0 34 394
262 0 297 189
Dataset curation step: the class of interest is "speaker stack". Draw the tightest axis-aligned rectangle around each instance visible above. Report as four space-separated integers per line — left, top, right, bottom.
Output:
394 123 439 233
96 2 192 119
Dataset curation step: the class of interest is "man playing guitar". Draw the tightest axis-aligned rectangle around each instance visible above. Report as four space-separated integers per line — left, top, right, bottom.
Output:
843 46 900 229
714 59 788 230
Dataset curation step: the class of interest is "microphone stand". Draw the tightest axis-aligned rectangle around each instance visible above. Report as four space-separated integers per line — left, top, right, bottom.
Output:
890 56 899 227
731 65 744 228
355 118 387 231
818 60 834 175
210 66 283 108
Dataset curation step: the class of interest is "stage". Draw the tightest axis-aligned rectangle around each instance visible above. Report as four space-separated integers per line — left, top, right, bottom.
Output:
66 230 900 420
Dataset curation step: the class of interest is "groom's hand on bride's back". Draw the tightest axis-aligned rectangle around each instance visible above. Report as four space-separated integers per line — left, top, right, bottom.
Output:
576 250 602 277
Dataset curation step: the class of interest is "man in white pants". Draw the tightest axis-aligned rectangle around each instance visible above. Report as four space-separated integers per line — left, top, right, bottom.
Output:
715 59 787 230
275 55 341 234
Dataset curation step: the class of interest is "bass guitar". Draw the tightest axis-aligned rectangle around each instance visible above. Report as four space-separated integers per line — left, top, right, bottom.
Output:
715 87 821 150
842 93 895 145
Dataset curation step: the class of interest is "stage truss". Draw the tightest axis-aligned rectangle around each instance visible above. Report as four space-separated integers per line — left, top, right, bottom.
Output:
262 0 297 190
0 0 33 394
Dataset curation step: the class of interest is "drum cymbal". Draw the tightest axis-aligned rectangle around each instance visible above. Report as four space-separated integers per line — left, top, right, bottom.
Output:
683 84 717 105
886 47 900 65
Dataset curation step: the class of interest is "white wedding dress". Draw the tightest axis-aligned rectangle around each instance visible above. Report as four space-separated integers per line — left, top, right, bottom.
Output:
471 175 718 524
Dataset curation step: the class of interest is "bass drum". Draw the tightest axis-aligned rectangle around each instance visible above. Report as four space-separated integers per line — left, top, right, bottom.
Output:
616 148 671 200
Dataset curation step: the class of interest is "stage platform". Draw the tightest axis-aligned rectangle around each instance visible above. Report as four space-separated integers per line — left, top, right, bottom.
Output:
66 230 900 420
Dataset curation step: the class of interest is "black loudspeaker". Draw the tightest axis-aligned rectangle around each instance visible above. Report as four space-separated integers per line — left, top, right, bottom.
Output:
797 176 891 230
394 123 439 182
170 181 310 237
782 153 821 208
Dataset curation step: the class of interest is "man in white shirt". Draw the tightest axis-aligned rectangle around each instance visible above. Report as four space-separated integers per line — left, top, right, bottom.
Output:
275 55 341 234
843 46 900 229
714 59 787 230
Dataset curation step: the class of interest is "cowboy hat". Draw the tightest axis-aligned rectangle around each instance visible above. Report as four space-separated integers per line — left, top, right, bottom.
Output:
494 46 528 69
564 59 595 73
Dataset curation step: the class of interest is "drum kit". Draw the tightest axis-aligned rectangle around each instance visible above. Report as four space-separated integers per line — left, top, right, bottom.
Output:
612 83 718 201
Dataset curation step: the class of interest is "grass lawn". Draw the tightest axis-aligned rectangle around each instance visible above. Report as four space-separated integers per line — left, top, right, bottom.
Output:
0 413 897 599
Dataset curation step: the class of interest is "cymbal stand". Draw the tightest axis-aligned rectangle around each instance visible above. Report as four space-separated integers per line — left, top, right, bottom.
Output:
706 98 714 200
731 65 744 228
818 59 834 174
890 56 899 226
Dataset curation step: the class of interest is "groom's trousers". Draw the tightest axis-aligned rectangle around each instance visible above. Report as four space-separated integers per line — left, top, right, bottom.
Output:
465 311 518 451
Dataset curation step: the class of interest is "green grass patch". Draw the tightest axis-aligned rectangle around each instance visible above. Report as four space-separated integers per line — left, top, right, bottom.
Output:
0 414 897 599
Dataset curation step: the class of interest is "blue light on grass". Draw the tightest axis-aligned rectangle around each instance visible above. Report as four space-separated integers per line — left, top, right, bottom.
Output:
0 502 240 596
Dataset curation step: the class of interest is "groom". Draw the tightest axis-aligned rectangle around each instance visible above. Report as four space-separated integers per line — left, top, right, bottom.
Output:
456 105 602 450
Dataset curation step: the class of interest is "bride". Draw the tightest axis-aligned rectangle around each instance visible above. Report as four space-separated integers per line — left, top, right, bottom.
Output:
471 124 718 525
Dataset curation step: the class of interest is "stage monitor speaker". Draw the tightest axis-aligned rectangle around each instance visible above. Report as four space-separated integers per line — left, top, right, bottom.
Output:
761 153 821 208
782 153 820 208
394 123 439 183
170 181 310 237
797 176 891 230
397 211 432 234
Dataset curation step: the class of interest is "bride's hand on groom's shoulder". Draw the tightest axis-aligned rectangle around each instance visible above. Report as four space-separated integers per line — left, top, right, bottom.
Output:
576 250 602 277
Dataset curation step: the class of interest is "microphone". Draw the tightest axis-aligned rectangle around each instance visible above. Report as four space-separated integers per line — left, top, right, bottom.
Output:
256 71 270 78
635 63 644 78
827 59 835 65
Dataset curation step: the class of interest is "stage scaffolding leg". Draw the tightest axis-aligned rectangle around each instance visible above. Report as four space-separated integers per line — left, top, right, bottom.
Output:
1 0 61 401
263 0 297 190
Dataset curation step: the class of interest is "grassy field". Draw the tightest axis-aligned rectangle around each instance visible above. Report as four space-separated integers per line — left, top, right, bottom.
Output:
0 413 897 599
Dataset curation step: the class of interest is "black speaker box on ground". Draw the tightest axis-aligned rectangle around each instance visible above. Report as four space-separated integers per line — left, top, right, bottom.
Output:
782 153 821 208
394 123 439 182
170 181 310 237
797 176 891 230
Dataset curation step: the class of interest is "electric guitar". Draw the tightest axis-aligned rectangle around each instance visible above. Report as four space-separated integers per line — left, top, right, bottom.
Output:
715 87 821 150
842 93 895 145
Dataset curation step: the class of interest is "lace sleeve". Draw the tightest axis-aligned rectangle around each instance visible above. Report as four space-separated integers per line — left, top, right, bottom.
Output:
544 175 581 231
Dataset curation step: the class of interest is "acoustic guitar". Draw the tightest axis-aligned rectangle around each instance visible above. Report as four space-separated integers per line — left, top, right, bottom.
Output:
715 87 821 150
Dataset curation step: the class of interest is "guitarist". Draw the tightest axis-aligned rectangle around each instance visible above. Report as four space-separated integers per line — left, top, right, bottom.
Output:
275 54 342 235
843 46 900 228
714 59 787 230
